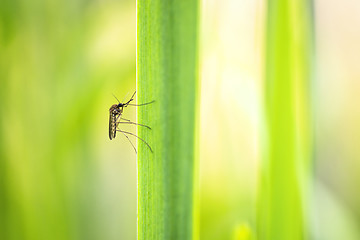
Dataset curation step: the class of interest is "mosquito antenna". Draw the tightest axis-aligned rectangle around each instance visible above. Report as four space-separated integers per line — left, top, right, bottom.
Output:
124 91 136 106
128 100 155 107
121 132 137 154
116 129 153 152
112 94 121 104
121 91 131 103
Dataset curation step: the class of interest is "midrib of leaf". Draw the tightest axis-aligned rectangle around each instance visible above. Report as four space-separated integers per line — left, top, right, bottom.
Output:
137 0 199 239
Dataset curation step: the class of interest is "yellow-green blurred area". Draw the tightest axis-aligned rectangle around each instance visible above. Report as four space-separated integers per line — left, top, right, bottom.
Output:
1 0 360 240
199 0 360 239
0 0 137 239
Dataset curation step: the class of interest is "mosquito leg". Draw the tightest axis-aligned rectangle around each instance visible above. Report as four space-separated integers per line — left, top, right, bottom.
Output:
121 117 131 122
115 114 121 123
124 91 136 106
114 113 124 128
121 91 131 103
128 100 155 107
120 131 137 154
116 130 153 153
115 114 151 129
117 121 151 129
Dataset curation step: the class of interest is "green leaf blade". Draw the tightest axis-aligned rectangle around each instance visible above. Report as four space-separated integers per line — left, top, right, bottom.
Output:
137 0 199 239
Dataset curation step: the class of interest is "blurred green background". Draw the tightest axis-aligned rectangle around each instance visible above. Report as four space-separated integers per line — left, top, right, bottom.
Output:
1 0 360 239
0 0 138 239
199 0 360 239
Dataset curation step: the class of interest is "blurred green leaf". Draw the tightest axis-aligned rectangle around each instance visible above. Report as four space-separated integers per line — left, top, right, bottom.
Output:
257 0 313 239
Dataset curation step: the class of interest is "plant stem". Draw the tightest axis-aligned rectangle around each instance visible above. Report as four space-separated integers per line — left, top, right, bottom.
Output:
137 0 199 239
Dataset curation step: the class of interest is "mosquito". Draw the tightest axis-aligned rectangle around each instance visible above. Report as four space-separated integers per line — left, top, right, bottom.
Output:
109 91 154 153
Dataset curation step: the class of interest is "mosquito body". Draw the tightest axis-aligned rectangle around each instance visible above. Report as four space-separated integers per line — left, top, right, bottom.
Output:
109 91 154 153
109 104 123 140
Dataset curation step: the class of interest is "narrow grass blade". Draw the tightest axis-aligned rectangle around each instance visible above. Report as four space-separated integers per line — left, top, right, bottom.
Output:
137 0 199 239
